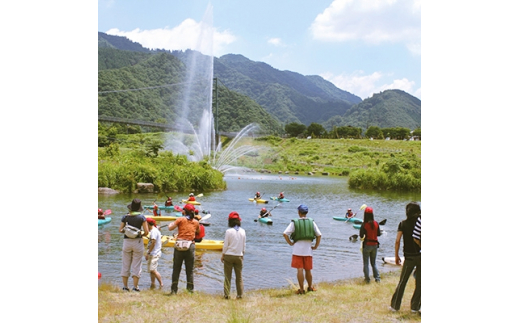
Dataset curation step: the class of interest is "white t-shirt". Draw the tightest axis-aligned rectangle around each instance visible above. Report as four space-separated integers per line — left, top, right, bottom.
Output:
148 226 162 257
223 226 246 256
283 218 322 256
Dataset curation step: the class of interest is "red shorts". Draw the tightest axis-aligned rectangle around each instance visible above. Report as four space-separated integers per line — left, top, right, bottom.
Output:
291 255 313 270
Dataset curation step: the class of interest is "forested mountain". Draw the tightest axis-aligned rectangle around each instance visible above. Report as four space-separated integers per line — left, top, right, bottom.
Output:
98 47 282 133
327 89 421 131
98 32 420 132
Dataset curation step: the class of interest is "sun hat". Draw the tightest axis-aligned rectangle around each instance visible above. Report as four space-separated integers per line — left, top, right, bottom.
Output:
146 218 156 227
297 204 309 213
127 198 143 212
228 211 241 221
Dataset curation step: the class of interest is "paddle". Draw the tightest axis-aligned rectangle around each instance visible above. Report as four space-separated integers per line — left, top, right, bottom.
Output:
103 209 112 216
379 219 387 226
254 203 280 222
196 193 204 198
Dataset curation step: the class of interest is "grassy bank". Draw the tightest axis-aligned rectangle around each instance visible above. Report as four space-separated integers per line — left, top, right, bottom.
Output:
98 270 420 322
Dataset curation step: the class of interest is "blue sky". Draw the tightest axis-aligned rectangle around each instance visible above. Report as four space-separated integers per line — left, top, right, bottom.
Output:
98 0 421 100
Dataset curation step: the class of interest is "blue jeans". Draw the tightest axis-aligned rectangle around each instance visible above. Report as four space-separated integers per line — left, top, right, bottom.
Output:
171 243 195 293
362 245 380 282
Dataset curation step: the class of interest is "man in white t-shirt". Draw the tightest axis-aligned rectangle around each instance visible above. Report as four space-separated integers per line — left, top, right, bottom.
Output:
145 218 163 289
283 204 322 295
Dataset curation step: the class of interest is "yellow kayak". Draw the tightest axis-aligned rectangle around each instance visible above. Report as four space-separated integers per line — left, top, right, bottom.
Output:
143 235 223 250
181 199 201 205
145 215 179 222
248 198 268 204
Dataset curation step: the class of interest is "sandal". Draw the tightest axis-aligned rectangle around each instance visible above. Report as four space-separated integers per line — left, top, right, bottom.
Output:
307 286 317 292
296 289 306 295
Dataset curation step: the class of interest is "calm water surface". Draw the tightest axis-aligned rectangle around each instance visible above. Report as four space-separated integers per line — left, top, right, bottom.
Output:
98 173 421 294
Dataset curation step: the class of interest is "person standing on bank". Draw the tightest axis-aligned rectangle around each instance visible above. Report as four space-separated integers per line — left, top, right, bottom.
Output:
283 204 321 294
359 206 382 283
145 218 163 289
168 203 199 294
119 198 149 292
390 202 421 313
221 212 246 299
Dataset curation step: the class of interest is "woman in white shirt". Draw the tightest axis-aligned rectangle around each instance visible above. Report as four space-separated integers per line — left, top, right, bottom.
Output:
221 211 246 299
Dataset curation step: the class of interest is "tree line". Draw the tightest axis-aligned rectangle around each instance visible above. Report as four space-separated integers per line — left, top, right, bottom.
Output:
284 122 421 140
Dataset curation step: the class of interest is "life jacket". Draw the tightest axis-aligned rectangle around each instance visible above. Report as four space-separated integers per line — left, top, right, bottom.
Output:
165 200 173 206
290 218 315 242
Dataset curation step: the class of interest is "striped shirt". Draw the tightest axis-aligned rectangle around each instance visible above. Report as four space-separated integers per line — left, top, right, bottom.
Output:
412 217 421 240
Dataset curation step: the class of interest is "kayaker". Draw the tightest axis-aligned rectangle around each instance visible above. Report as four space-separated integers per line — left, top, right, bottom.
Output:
152 203 161 216
98 208 105 220
254 192 261 200
258 207 270 219
168 203 200 295
188 193 196 202
390 202 421 313
145 218 163 289
221 211 246 299
359 206 382 283
119 198 149 292
345 208 355 218
165 197 173 206
194 213 205 242
283 204 321 295
278 192 285 199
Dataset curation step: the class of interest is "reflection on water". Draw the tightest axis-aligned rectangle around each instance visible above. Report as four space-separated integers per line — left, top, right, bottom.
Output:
98 173 420 294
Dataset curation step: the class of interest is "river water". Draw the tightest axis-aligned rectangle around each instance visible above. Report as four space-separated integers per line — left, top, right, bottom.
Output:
98 172 420 294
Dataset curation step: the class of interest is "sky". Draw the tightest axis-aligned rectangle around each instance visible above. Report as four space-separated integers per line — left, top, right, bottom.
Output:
98 0 421 100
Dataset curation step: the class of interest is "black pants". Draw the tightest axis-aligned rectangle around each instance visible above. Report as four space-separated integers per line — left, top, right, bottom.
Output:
171 243 195 293
390 254 421 311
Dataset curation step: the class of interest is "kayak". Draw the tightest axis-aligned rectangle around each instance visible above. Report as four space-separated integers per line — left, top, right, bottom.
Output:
182 199 201 205
143 235 224 250
332 216 363 224
257 217 273 224
144 205 183 212
98 217 112 225
353 223 361 230
248 198 268 204
145 215 180 222
270 197 290 202
382 256 404 265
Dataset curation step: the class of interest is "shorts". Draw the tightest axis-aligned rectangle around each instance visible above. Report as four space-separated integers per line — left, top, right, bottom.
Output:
147 255 160 272
291 255 313 270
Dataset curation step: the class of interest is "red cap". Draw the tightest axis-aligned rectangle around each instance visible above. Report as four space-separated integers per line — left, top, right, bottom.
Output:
146 218 156 227
261 208 267 211
183 204 195 212
228 211 241 221
98 208 103 215
365 206 374 214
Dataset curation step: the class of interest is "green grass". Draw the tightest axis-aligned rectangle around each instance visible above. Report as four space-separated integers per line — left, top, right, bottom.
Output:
98 270 421 322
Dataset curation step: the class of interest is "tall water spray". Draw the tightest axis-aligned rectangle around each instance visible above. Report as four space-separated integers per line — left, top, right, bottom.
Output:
164 3 258 173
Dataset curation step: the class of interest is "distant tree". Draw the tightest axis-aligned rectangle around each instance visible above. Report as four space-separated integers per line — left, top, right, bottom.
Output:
365 126 383 139
306 123 326 138
335 126 362 138
285 122 307 137
412 127 421 139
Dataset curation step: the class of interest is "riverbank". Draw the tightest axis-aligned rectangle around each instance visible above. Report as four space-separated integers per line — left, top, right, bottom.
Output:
98 270 421 322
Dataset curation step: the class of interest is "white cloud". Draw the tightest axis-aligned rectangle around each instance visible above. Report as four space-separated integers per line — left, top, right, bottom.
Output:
321 71 420 99
268 38 284 46
106 19 236 56
311 0 420 52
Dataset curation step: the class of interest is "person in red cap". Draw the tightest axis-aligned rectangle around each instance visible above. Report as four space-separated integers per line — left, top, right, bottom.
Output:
194 211 205 242
258 207 270 219
145 218 163 289
167 203 200 294
98 208 105 220
345 208 355 219
359 206 382 283
221 212 246 299
152 202 161 216
278 192 285 199
254 192 261 200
